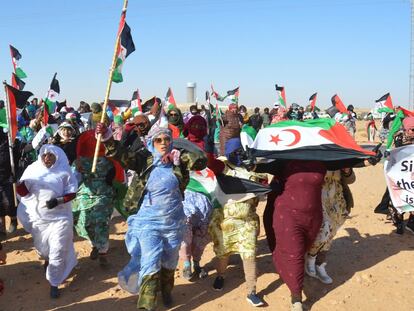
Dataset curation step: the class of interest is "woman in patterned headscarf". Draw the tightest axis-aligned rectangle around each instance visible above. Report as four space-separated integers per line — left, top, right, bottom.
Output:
96 122 207 310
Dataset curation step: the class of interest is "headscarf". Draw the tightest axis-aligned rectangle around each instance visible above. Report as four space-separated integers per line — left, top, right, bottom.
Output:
403 117 414 130
57 121 76 140
146 126 173 167
77 130 106 158
20 145 71 185
130 114 151 136
228 103 238 112
167 107 184 129
225 137 243 167
184 115 207 149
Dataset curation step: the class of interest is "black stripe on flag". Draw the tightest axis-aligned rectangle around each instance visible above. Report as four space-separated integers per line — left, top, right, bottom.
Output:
375 93 390 103
9 45 22 60
50 73 60 94
121 22 136 58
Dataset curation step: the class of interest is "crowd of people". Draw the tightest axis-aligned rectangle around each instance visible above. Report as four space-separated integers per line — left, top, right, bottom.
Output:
0 95 408 311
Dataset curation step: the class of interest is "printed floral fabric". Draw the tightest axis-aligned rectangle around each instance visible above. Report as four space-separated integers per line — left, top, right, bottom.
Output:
309 170 348 255
209 197 259 260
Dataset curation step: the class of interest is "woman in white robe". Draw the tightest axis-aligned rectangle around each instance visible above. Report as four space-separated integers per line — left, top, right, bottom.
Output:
16 144 78 298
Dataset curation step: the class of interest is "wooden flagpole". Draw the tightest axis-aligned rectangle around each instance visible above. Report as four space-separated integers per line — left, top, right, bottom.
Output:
3 81 18 206
91 0 129 173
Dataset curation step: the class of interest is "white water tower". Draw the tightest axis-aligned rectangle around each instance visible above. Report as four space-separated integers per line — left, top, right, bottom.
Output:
187 82 196 104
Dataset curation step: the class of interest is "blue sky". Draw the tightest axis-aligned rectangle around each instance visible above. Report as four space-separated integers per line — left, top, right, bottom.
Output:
0 0 411 109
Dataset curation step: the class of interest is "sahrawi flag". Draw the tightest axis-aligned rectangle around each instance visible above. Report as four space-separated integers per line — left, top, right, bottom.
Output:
43 73 60 125
376 93 393 109
130 89 143 114
10 45 27 79
275 84 287 108
211 84 227 102
248 118 374 161
309 92 318 112
165 87 177 110
112 13 135 83
187 168 270 208
12 73 26 91
5 84 33 140
227 87 239 104
331 94 347 113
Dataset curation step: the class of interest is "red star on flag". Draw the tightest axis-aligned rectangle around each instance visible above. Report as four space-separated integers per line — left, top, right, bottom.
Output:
270 134 282 145
205 169 215 180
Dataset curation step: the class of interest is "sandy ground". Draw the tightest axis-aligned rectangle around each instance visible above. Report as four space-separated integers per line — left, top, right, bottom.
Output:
1 120 414 311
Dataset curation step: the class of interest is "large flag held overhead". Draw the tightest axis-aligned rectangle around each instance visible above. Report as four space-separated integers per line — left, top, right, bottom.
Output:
248 118 375 161
5 84 33 140
165 87 177 109
12 73 25 90
112 13 135 83
376 93 393 109
331 94 347 113
9 45 27 79
309 93 318 112
275 84 287 108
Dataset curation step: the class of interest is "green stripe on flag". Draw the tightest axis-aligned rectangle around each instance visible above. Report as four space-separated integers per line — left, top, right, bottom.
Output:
112 58 123 83
15 67 27 79
186 178 221 209
267 118 335 130
241 125 257 141
0 109 7 128
44 98 56 114
187 178 212 200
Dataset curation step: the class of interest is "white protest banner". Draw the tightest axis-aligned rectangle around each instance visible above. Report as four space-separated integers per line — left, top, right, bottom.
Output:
384 145 414 213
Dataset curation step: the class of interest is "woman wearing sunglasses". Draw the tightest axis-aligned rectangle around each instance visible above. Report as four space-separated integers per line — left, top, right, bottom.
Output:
96 123 206 310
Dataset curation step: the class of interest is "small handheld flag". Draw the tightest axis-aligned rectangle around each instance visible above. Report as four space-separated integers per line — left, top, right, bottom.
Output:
9 45 27 79
375 93 393 110
275 84 287 108
309 93 318 112
331 94 347 113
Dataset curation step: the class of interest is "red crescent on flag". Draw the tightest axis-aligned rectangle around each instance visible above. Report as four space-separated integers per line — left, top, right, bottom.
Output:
282 129 301 146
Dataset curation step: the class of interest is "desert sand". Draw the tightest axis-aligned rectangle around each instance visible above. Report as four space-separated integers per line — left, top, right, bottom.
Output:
1 120 414 311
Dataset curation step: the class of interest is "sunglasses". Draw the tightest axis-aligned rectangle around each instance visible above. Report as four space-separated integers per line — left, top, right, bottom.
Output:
169 113 178 117
154 136 171 144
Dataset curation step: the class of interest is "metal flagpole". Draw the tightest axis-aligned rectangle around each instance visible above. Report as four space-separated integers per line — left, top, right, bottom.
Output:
91 0 129 173
3 81 18 206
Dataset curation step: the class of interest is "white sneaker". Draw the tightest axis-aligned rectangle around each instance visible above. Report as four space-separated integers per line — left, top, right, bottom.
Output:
291 302 303 311
315 262 333 284
305 255 317 278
